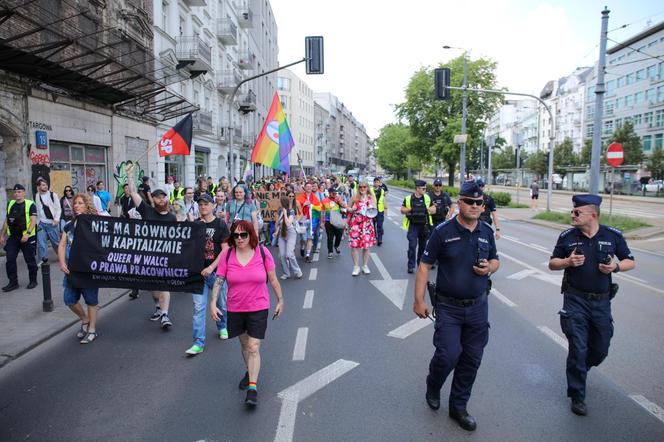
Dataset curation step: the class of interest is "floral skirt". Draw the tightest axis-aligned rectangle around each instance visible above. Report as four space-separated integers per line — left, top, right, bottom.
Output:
348 215 376 249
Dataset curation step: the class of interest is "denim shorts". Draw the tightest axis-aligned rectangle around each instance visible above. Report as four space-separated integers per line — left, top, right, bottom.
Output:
300 219 319 241
63 276 99 306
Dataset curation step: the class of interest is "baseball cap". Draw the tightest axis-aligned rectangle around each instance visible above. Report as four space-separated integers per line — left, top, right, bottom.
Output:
12 183 25 191
151 189 167 198
198 193 214 204
433 178 443 186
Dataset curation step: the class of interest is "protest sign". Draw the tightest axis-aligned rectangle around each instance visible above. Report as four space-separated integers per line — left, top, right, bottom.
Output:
67 215 206 292
255 190 287 221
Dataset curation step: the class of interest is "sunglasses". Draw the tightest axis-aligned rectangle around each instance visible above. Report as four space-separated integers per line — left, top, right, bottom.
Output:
65 189 73 193
288 195 295 198
571 209 590 217
233 232 249 239
460 198 484 206
434 184 442 187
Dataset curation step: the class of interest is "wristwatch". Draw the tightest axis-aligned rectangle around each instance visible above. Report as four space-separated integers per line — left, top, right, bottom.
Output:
612 263 620 273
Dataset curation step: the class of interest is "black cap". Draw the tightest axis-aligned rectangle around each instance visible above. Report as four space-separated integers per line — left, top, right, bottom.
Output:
12 183 25 191
151 189 167 198
198 193 214 204
433 178 443 186
459 181 483 198
328 187 337 193
415 179 426 187
476 178 485 187
572 194 602 207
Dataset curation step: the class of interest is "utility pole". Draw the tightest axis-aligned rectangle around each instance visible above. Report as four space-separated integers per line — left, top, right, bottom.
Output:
487 136 493 185
590 7 610 194
460 53 468 184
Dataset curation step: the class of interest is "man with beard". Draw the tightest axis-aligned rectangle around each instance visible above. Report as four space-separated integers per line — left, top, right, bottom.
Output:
127 163 177 329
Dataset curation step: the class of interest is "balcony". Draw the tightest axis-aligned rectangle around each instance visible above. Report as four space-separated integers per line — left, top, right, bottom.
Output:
217 69 242 94
237 51 255 70
193 111 213 134
242 135 255 147
183 0 207 6
175 36 212 73
217 19 238 46
238 6 253 28
238 90 257 113
234 127 242 139
218 127 229 145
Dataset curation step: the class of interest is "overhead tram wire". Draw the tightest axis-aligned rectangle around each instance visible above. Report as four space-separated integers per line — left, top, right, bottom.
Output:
606 38 664 62
607 9 664 34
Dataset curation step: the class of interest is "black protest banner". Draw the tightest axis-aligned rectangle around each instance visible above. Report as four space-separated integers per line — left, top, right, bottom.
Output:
255 190 287 221
67 215 206 293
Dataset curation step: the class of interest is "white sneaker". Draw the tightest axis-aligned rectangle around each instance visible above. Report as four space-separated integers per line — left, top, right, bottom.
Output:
362 265 371 275
352 266 360 276
280 274 289 280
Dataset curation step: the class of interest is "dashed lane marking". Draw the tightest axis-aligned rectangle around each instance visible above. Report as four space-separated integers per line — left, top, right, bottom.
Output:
309 268 318 281
312 253 320 262
537 326 568 349
292 327 309 361
303 290 314 309
629 394 664 424
491 288 517 307
387 317 432 339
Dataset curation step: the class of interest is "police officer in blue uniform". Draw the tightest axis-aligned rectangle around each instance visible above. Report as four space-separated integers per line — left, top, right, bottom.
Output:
548 194 635 416
401 179 436 273
413 181 500 431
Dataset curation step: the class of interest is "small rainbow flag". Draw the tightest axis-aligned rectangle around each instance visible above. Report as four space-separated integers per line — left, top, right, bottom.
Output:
250 92 294 172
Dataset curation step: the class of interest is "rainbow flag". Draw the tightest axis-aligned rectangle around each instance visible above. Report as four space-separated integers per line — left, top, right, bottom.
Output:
250 92 294 172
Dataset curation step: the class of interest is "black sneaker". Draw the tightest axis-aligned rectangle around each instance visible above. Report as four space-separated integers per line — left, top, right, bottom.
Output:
407 268 414 274
26 281 38 289
149 307 162 321
238 371 249 390
377 241 382 247
160 313 173 329
300 248 305 258
245 389 258 406
571 399 587 416
129 289 140 299
335 247 341 254
305 255 312 263
2 282 19 292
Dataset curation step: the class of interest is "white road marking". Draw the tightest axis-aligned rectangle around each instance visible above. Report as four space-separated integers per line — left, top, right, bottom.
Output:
303 290 314 309
642 236 664 242
630 246 664 258
507 269 538 280
500 252 559 287
309 268 318 280
292 327 309 361
387 317 432 339
312 253 320 262
529 242 551 253
503 235 549 254
275 359 359 442
615 272 647 284
537 326 568 349
370 253 391 280
614 273 664 295
629 394 664 424
502 234 519 241
491 288 517 307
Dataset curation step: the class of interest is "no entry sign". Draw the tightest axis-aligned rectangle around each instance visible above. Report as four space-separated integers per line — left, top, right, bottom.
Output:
607 142 624 167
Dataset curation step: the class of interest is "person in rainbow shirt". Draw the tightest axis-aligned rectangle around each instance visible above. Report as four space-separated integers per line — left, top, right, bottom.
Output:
296 181 321 263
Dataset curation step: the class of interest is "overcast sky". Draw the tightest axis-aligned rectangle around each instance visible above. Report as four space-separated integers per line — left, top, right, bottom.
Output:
269 0 664 138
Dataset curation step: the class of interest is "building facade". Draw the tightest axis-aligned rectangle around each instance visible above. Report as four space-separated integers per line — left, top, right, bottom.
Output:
153 0 278 185
0 0 197 220
277 70 315 176
485 99 538 153
314 101 332 174
584 21 664 155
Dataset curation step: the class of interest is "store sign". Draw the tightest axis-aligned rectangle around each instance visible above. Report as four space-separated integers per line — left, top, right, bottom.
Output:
35 130 48 149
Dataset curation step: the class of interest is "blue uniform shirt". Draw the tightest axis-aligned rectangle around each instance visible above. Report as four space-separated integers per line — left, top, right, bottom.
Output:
422 217 498 299
551 225 634 294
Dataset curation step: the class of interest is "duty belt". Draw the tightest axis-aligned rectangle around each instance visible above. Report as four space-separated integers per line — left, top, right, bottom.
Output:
436 293 487 307
566 285 610 301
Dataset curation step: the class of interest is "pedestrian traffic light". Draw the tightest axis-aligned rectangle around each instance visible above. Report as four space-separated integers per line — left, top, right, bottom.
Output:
305 36 324 74
434 68 450 100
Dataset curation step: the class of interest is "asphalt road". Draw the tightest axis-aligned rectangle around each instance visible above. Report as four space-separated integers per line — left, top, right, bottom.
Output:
0 189 663 441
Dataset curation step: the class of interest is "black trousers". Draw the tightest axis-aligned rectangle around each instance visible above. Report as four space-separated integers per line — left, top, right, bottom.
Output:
4 234 38 284
325 221 343 253
373 211 385 242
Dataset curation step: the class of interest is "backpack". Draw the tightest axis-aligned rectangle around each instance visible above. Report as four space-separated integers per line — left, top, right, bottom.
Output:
224 245 268 283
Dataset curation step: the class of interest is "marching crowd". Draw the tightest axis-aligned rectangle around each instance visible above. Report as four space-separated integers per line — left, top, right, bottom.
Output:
2 169 634 423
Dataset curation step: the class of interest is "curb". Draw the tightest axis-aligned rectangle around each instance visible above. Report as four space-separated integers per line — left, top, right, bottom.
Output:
506 215 664 240
0 289 130 369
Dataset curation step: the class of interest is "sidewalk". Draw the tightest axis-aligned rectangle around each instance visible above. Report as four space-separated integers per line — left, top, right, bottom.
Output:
0 248 128 368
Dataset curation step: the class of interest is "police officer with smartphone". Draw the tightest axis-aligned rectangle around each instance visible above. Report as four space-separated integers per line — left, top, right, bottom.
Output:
413 181 500 431
548 194 635 416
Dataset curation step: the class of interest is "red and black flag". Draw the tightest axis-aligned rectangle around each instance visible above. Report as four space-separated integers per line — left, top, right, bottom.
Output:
158 113 193 157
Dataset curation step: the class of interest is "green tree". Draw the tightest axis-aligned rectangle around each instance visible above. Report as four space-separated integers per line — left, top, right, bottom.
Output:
492 145 515 170
647 146 664 179
375 123 414 179
525 150 548 177
609 121 643 165
553 138 578 178
579 139 592 165
396 56 503 186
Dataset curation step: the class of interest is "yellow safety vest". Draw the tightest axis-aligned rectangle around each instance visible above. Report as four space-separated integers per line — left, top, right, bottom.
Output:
7 199 36 236
402 194 432 230
170 187 185 203
369 187 386 212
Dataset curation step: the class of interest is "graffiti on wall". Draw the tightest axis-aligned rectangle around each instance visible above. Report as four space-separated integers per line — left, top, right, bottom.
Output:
30 150 50 166
113 160 145 199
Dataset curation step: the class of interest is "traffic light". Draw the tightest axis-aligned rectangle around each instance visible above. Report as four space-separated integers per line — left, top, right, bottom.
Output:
434 68 450 100
305 36 324 74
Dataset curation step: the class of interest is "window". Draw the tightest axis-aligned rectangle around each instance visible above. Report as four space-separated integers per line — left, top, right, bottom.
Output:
636 69 646 80
643 135 652 152
635 91 645 104
606 80 616 96
647 64 657 79
603 120 614 136
633 114 642 126
586 105 594 119
656 110 664 127
615 118 622 128
625 94 634 107
277 77 290 91
162 2 168 30
660 62 664 80
656 134 664 149
587 85 595 98
605 100 614 115
646 88 656 103
614 98 621 110
659 86 664 103
645 112 653 126
586 124 594 138
49 142 108 194
617 76 625 88
626 72 635 85
195 150 208 179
